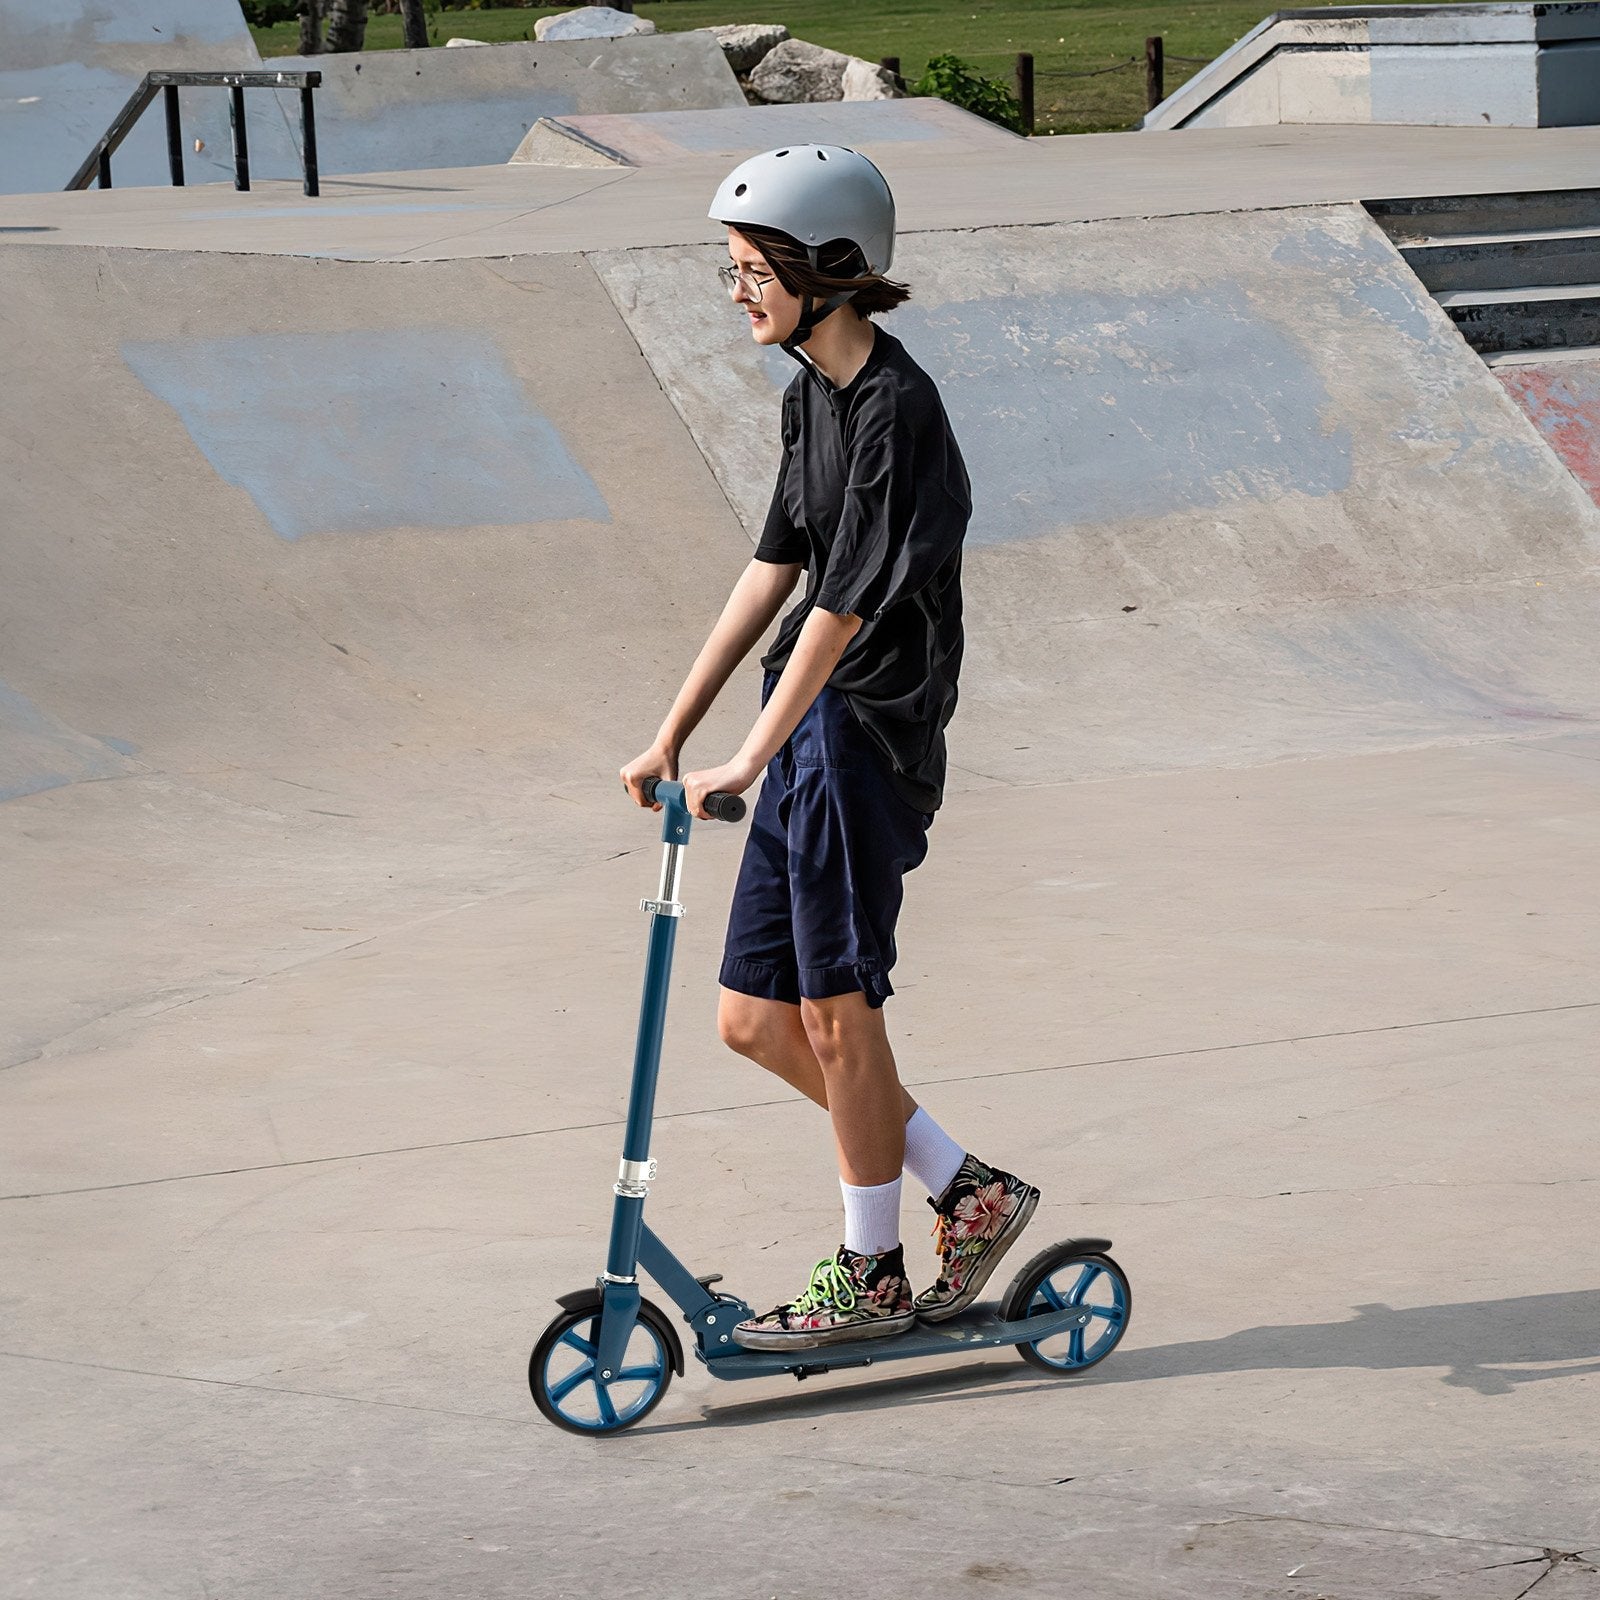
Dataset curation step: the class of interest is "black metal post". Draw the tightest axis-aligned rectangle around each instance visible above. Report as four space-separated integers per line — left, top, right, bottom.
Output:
163 84 184 186
97 149 111 188
299 83 320 197
1016 51 1035 134
1145 35 1165 112
879 55 902 91
229 83 250 191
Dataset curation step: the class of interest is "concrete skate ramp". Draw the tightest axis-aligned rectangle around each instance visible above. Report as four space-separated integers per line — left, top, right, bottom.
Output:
263 34 745 179
5 195 1600 1071
0 0 280 194
511 98 1023 168
596 202 1600 785
0 242 755 1070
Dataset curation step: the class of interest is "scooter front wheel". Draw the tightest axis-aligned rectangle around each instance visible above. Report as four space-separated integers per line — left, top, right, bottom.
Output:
529 1299 675 1435
1000 1243 1131 1375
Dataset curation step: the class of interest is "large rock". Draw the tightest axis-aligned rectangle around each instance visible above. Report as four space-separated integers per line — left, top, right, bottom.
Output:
702 23 788 75
842 57 904 100
534 7 656 43
749 38 852 104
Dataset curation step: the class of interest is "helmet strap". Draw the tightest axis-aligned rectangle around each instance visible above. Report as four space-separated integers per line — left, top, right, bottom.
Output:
781 290 857 361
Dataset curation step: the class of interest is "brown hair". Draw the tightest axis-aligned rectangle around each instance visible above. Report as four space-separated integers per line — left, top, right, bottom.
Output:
738 223 911 318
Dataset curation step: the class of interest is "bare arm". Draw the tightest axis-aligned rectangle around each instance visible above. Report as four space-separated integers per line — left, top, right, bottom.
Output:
677 602 862 820
620 557 802 807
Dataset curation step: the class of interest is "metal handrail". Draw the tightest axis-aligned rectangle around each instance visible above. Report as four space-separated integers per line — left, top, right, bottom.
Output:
65 69 323 197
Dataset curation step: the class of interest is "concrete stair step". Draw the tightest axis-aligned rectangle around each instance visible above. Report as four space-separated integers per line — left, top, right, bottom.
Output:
1435 282 1600 308
1483 344 1600 368
1401 231 1600 293
1367 188 1600 245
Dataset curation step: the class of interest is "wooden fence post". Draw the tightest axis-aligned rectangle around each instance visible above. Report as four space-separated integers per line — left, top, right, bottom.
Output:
1016 51 1034 134
1145 36 1165 111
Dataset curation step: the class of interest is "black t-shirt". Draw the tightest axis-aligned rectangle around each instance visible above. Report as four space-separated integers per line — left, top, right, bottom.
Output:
754 325 971 814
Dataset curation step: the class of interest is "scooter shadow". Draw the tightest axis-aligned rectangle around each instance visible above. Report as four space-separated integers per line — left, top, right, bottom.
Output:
643 1353 1074 1433
638 1287 1600 1431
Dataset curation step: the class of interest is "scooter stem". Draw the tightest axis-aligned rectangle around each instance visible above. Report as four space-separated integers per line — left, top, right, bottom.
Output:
602 782 694 1283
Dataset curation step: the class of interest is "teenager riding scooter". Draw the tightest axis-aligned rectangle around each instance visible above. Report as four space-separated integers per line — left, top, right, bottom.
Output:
620 145 1039 1351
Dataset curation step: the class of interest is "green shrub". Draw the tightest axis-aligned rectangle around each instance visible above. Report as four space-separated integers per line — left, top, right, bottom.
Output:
914 51 1025 134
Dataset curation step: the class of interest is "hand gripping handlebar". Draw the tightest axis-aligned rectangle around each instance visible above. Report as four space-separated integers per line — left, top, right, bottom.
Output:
641 776 746 824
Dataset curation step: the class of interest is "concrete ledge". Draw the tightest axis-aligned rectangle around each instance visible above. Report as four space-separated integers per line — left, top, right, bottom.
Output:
510 98 1023 169
1145 1 1600 130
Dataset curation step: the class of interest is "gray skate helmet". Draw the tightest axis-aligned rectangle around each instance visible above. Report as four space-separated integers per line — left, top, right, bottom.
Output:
709 144 896 351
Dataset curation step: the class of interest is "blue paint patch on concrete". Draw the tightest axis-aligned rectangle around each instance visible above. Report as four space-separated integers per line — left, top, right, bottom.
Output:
1270 224 1395 272
0 680 131 803
122 329 609 540
1272 225 1440 344
1348 278 1440 345
760 290 1351 545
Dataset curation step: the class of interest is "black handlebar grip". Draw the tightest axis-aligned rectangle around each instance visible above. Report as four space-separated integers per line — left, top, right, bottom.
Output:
638 776 746 823
704 791 747 823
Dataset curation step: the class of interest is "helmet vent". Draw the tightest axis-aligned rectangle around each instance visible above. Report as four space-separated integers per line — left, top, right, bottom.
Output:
817 150 828 160
776 149 789 158
734 182 747 197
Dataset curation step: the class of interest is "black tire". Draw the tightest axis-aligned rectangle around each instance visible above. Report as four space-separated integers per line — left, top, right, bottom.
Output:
529 1298 676 1436
1000 1243 1131 1376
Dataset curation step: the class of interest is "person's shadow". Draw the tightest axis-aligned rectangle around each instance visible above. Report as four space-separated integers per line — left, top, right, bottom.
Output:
1091 1289 1600 1397
650 1288 1600 1429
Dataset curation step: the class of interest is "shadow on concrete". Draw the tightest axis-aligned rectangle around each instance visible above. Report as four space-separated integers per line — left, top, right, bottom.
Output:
650 1290 1600 1430
1098 1292 1600 1397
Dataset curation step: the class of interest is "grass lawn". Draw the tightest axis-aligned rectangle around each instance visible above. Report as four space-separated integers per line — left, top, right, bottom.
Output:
250 0 1358 135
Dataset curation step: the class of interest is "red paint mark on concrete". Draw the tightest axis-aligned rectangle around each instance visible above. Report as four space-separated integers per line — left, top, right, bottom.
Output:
1496 360 1600 509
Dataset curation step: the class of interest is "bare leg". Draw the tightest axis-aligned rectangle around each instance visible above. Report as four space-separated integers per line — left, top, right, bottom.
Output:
799 991 907 1187
718 987 917 1122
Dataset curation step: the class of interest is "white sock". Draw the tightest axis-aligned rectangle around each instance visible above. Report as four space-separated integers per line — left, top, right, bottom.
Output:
840 1176 902 1256
903 1107 967 1202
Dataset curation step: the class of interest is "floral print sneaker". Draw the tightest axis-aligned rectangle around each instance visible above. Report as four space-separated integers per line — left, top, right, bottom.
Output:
733 1244 916 1351
914 1155 1040 1322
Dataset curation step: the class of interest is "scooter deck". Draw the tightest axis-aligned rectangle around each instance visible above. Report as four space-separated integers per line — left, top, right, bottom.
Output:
694 1299 1103 1381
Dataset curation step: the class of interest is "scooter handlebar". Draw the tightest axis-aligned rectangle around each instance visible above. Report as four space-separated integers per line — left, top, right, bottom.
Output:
641 776 746 824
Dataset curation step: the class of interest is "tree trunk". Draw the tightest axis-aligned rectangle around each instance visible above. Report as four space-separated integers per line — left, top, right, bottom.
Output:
323 0 369 53
397 0 429 50
297 0 323 55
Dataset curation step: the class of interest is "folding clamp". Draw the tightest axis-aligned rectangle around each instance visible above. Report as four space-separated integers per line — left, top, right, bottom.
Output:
614 1157 658 1199
640 898 684 918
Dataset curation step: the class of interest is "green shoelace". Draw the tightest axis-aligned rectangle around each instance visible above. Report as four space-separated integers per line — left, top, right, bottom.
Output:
789 1255 858 1316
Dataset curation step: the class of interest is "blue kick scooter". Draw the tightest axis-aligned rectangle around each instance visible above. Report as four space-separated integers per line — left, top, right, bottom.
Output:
529 778 1131 1435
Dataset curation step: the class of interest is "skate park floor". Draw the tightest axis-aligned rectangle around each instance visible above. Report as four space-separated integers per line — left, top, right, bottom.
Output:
4 118 1600 1598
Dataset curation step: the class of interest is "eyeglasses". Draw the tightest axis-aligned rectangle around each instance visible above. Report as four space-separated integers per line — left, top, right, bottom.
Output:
718 263 777 302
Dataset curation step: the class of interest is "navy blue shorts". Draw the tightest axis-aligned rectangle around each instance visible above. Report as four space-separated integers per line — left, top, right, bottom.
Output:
719 670 934 1011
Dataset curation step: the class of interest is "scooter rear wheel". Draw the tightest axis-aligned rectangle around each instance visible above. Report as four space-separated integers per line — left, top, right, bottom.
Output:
529 1300 675 1435
1000 1243 1131 1375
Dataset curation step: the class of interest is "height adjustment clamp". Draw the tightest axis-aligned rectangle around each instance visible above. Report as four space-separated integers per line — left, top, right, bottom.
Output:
614 1157 658 1198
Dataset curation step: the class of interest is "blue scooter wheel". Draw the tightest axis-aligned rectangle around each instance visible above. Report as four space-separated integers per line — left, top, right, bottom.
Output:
529 1300 675 1436
1000 1244 1131 1374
